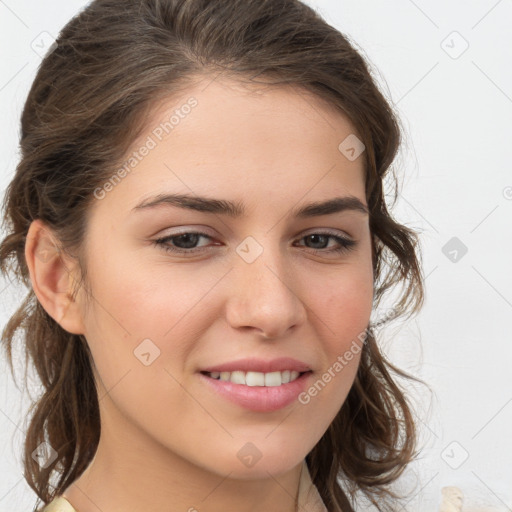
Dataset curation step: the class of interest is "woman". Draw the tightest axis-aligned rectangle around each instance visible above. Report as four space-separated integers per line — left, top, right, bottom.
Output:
0 1 424 511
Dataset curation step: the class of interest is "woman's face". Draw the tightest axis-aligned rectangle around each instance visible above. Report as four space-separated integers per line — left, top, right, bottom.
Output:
74 76 374 478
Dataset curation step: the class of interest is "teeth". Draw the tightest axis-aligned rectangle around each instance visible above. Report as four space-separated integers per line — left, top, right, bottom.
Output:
231 370 246 385
206 370 302 386
246 371 265 386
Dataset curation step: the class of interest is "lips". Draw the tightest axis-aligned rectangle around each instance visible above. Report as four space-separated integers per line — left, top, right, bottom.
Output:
198 370 312 412
197 357 313 412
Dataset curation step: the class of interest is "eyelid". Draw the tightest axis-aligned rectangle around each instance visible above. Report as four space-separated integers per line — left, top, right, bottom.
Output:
157 225 216 236
300 227 353 239
155 226 353 243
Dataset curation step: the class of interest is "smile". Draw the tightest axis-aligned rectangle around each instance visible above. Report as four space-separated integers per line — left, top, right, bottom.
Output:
199 370 313 412
202 370 305 386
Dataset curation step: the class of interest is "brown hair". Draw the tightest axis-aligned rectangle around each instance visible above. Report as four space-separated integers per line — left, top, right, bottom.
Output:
0 1 424 511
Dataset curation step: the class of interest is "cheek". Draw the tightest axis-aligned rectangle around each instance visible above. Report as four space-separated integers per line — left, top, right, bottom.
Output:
82 252 181 342
292 268 372 444
303 260 373 395
314 263 374 342
78 270 197 428
79 254 220 394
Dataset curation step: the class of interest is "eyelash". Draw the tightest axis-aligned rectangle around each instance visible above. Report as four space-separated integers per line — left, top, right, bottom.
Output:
152 230 356 256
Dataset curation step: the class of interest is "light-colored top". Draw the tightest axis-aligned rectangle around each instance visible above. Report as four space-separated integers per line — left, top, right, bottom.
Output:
41 459 328 512
40 496 76 512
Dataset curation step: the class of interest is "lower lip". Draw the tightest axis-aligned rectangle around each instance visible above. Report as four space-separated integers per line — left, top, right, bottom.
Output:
198 372 312 412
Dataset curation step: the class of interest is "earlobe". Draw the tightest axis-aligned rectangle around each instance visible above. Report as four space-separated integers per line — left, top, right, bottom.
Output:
25 219 86 335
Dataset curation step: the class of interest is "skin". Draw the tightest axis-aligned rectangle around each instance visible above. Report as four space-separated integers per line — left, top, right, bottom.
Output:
25 75 374 512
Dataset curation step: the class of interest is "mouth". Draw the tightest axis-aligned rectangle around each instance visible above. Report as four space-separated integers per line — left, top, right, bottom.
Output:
200 369 311 387
198 369 313 412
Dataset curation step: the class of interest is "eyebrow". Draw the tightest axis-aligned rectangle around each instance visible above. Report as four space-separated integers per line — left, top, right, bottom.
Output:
131 193 369 218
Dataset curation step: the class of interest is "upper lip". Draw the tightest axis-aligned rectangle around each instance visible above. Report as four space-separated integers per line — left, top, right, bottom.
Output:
200 357 312 374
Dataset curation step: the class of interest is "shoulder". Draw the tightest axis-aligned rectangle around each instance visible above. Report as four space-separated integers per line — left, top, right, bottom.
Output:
40 496 78 512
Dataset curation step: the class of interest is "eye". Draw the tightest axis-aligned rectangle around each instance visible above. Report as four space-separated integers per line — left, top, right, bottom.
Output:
293 232 356 255
153 230 216 255
152 230 356 256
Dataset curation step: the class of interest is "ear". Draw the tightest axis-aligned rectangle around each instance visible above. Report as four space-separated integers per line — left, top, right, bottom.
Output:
25 219 86 335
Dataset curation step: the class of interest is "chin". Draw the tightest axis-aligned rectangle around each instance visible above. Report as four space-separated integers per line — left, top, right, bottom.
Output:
222 445 306 480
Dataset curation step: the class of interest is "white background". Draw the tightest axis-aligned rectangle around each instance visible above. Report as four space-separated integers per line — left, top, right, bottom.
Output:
1 1 511 511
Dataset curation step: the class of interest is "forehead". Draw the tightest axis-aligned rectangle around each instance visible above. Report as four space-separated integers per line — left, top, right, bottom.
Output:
144 75 360 144
89 75 367 222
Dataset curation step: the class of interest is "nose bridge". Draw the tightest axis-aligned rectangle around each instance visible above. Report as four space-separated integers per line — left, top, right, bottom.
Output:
226 234 306 338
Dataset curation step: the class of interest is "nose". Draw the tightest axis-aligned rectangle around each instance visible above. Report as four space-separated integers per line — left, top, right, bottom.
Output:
225 242 307 339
